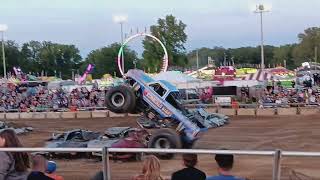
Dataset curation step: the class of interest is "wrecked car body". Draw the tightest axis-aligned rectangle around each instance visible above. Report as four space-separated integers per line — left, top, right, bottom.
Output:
87 127 149 160
44 129 100 158
0 121 33 135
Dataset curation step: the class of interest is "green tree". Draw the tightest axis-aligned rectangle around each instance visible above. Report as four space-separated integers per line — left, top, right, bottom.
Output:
20 41 43 73
142 15 188 72
187 47 226 68
83 43 137 78
37 41 81 79
272 44 296 69
187 46 276 69
292 27 320 65
20 41 82 78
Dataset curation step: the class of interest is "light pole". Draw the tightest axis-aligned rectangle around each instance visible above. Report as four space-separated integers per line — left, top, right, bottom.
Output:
133 58 137 69
254 4 270 69
196 49 199 77
0 24 8 79
113 15 128 73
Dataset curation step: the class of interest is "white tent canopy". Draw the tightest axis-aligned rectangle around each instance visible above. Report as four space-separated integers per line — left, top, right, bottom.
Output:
155 71 201 84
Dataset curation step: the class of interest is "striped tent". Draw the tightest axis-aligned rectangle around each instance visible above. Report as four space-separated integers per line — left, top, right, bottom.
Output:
244 69 273 81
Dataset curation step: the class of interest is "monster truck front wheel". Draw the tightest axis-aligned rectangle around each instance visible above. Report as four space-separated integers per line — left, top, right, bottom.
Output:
148 129 182 159
106 86 136 113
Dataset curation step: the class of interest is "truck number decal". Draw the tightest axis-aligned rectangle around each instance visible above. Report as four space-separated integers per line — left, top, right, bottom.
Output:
143 90 173 116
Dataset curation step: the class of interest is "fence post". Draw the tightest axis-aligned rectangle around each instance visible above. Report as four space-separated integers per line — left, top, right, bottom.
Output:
102 147 110 180
272 149 282 180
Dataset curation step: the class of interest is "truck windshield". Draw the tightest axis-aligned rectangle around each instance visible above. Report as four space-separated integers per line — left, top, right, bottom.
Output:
149 83 167 97
166 92 183 110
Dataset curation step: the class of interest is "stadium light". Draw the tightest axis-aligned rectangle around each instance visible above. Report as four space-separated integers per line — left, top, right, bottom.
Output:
0 24 8 79
112 14 128 73
254 4 271 69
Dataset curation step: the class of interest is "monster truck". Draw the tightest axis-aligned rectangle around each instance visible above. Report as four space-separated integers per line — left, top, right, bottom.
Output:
106 69 228 153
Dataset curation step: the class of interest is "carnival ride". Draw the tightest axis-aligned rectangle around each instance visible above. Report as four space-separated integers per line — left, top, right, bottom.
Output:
78 64 95 85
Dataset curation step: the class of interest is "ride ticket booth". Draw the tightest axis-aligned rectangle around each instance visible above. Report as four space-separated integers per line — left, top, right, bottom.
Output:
212 86 237 108
213 95 236 108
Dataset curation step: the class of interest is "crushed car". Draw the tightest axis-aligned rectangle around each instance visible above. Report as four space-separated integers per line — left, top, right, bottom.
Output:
0 121 33 135
105 69 229 157
44 129 100 158
137 108 229 129
87 127 149 161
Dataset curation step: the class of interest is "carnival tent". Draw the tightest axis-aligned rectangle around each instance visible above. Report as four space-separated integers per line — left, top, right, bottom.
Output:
244 69 273 81
155 71 201 84
268 67 295 80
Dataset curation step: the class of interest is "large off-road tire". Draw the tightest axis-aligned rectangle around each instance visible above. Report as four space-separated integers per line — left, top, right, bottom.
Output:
148 128 182 159
106 85 136 113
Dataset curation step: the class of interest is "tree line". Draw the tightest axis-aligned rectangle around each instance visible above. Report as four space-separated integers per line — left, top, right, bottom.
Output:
188 27 320 70
0 15 319 79
0 41 138 79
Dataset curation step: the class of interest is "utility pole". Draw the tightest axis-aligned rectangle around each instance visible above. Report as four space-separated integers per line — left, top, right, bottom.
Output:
196 49 199 77
0 24 8 79
254 4 270 70
72 69 75 81
196 49 199 70
259 11 265 69
231 57 235 66
315 46 318 63
120 22 124 72
133 59 137 69
112 15 127 73
1 31 6 79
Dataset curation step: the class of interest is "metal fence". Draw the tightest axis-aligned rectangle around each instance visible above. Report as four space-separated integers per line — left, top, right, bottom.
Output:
185 102 319 108
1 148 320 180
0 102 318 113
0 106 108 113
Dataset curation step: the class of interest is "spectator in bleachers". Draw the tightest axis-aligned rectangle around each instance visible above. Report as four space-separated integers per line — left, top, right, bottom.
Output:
0 83 107 112
46 161 64 180
27 155 54 180
206 154 244 180
132 155 164 180
171 153 206 180
0 129 30 180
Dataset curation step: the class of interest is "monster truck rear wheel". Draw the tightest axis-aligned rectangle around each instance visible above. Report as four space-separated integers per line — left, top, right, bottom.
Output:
106 86 136 113
148 129 182 159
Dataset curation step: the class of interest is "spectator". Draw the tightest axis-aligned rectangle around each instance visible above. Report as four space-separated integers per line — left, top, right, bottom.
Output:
27 155 54 180
132 155 164 180
91 171 104 180
0 82 110 111
0 129 30 180
206 154 245 180
171 154 206 180
46 161 64 180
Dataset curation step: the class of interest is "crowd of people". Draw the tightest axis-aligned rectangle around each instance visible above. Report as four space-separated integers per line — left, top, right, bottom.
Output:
0 129 249 180
0 83 106 112
260 82 320 106
88 152 249 180
132 154 247 180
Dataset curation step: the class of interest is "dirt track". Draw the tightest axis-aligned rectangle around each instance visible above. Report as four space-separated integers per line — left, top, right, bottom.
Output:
6 115 320 180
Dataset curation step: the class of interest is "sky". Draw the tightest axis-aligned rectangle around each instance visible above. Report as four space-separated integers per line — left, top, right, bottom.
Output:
0 0 320 57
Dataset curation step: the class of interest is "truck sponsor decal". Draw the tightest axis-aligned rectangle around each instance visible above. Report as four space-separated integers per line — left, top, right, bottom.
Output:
143 90 173 116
